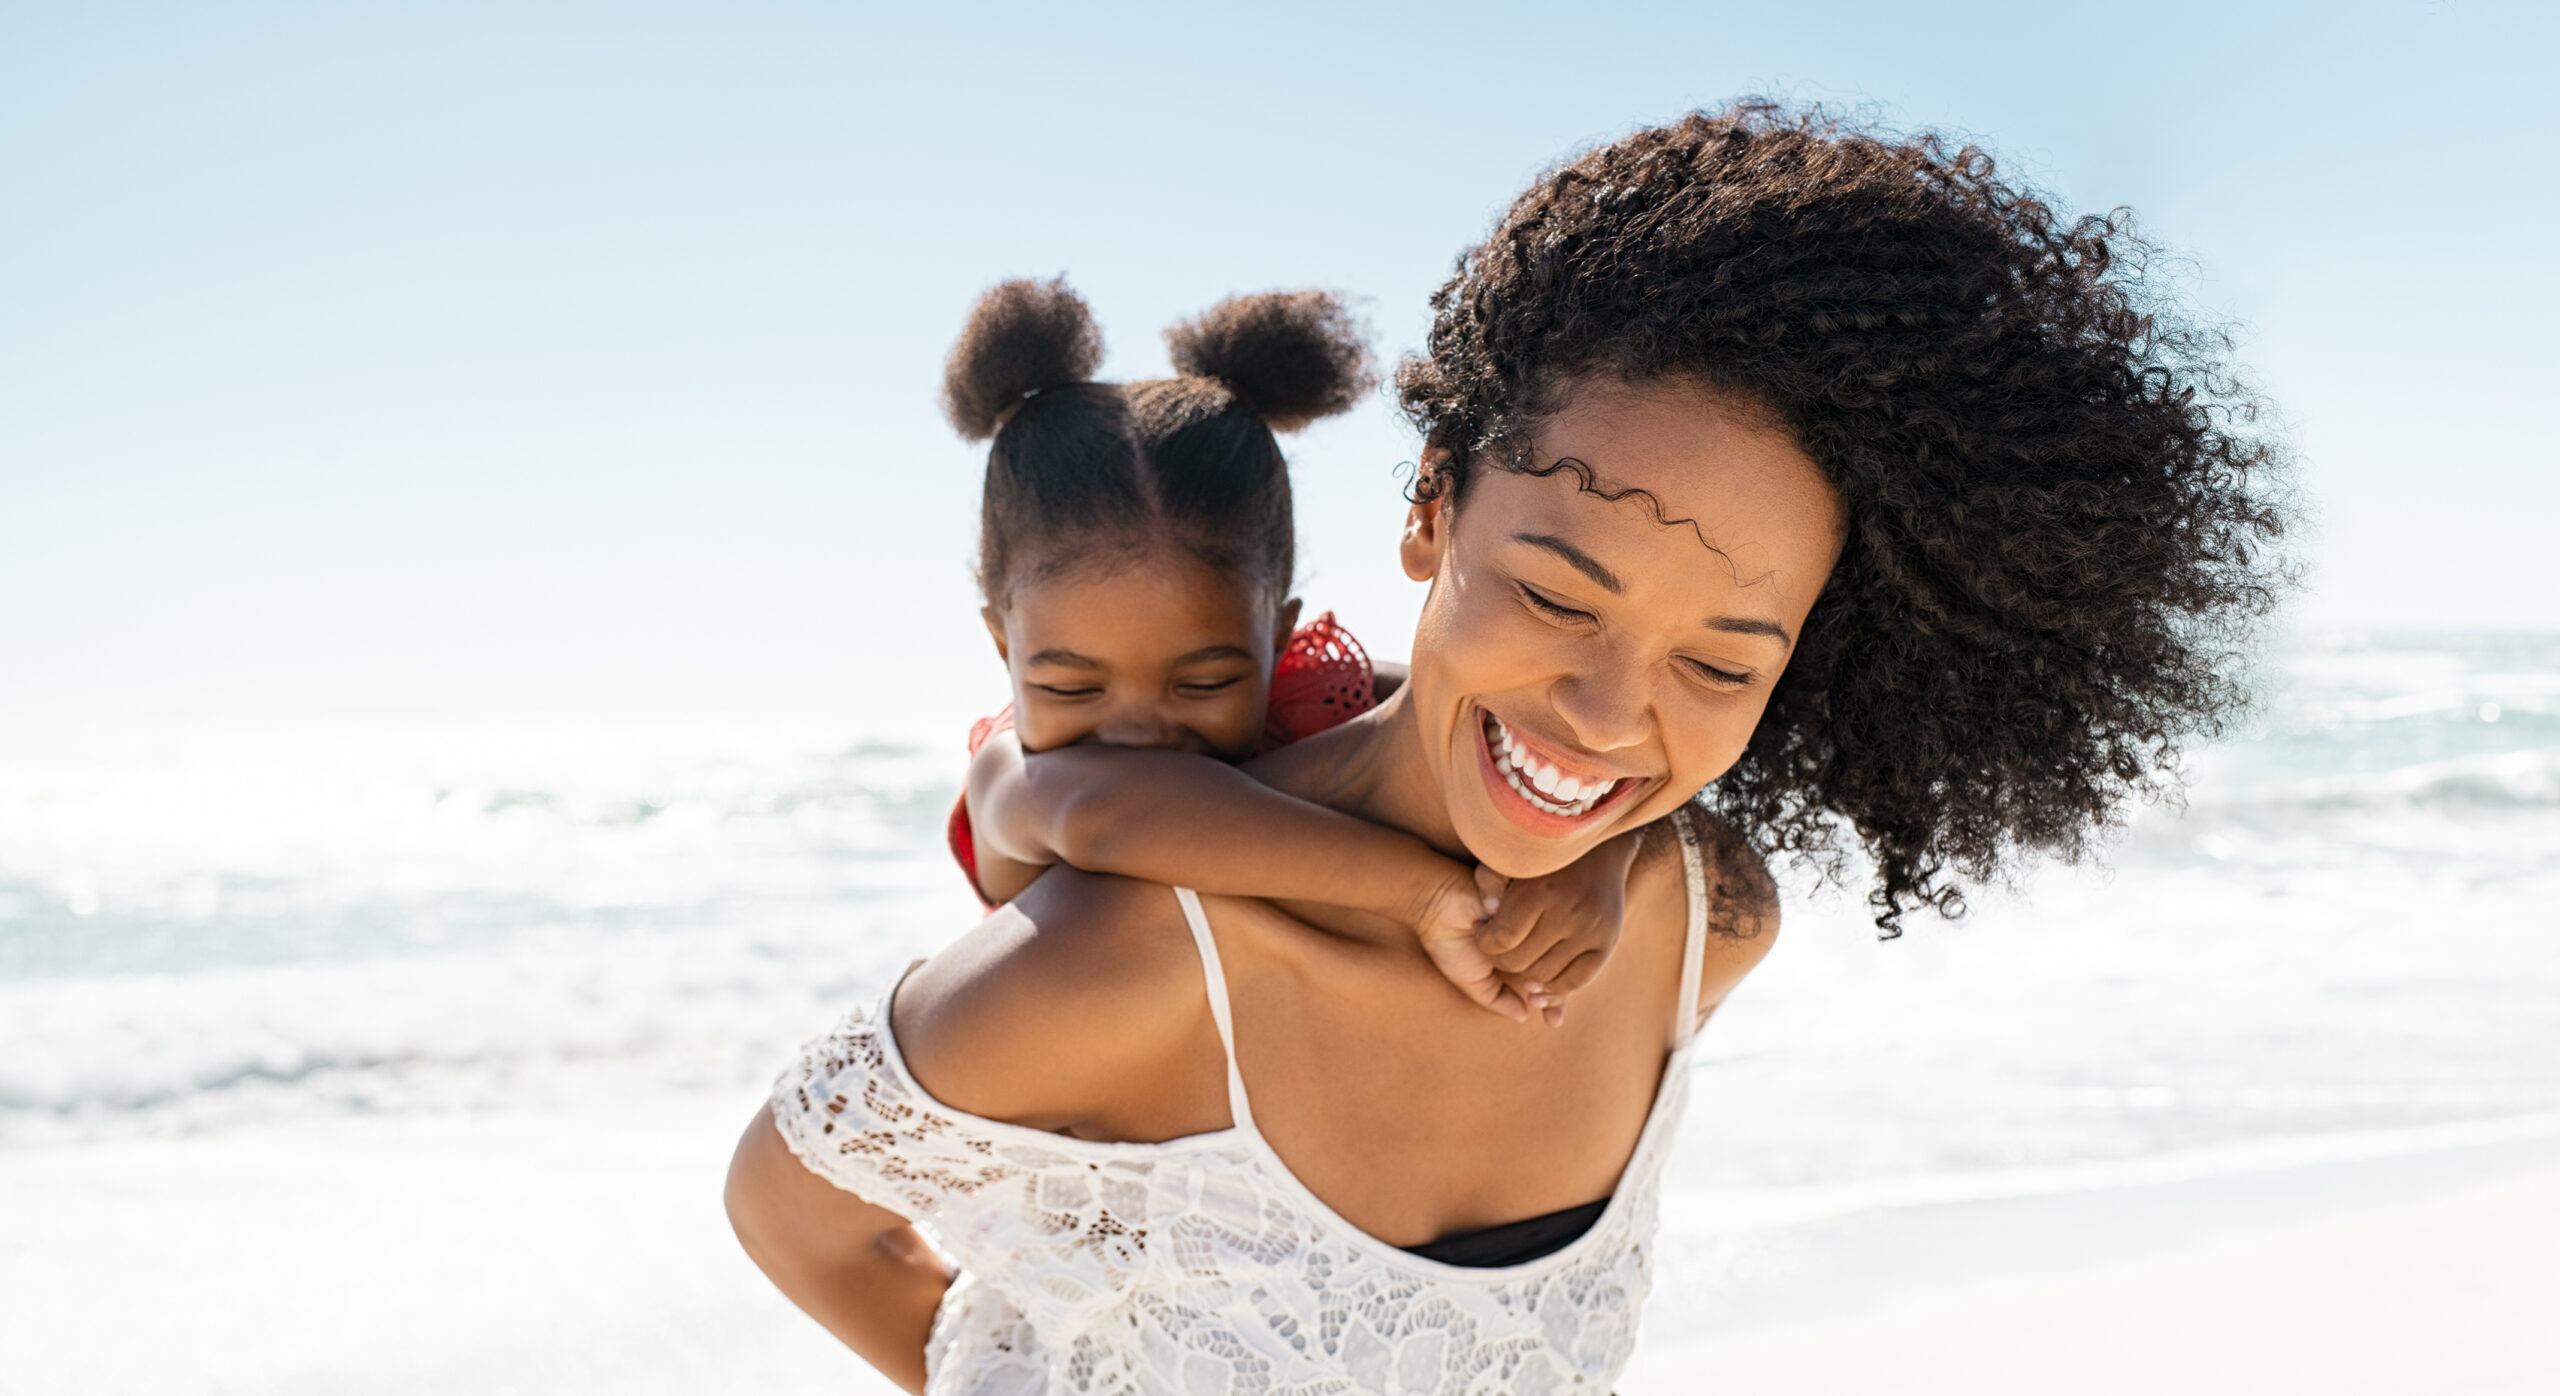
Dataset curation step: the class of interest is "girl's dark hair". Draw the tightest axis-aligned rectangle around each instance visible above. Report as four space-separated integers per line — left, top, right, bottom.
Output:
944 279 1374 603
1398 102 2294 934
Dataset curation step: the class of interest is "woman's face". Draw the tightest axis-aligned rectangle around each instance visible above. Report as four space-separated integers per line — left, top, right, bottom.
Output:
1399 379 1845 878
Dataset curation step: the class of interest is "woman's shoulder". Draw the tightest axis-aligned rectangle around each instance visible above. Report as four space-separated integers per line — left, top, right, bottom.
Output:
1684 806 1780 945
1630 806 1781 1029
891 869 1230 1138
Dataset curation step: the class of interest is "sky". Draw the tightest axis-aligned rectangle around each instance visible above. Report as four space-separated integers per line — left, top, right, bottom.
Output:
3 0 2554 721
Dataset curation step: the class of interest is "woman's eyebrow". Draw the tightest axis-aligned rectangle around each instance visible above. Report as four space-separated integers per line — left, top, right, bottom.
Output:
1025 648 1104 668
1707 616 1794 646
1511 532 1623 594
1515 529 1792 644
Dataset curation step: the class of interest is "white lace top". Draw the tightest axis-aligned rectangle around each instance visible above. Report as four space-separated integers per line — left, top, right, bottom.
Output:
769 809 1713 1396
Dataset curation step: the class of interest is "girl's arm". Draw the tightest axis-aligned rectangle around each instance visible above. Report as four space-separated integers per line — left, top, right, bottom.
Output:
966 732 1475 927
966 733 1525 1016
724 1115 950 1395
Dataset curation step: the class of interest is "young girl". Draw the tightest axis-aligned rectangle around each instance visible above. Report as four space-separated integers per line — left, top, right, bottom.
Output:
937 278 1634 1021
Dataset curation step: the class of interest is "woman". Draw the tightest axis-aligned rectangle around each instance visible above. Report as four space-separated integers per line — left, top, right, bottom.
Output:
725 103 2287 1394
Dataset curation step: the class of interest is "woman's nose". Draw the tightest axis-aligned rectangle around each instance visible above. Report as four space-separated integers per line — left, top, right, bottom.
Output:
1550 656 1650 753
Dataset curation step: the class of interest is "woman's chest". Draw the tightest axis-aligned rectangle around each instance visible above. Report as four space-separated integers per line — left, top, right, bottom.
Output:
1221 945 1681 1249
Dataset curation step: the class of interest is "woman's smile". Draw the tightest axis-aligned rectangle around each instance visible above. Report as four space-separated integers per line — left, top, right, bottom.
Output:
1475 706 1646 829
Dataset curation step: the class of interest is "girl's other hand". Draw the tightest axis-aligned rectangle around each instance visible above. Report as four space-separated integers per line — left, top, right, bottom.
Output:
1473 829 1642 1026
1406 864 1530 1023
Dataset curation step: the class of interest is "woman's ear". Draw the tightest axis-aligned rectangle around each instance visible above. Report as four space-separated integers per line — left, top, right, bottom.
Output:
1400 498 1450 583
1401 450 1456 582
979 605 1011 665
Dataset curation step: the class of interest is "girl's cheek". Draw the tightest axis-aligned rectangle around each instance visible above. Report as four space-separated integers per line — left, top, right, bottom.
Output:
1010 710 1075 753
1011 692 1107 753
1220 695 1269 755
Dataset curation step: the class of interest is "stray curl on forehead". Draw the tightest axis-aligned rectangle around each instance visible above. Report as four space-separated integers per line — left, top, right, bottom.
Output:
1411 373 1821 588
1413 450 1792 594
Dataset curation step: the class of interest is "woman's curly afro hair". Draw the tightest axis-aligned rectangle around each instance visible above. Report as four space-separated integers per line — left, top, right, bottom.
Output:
1398 101 2294 934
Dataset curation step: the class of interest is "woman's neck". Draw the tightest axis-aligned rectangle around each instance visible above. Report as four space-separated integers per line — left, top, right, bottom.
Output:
1246 686 1467 860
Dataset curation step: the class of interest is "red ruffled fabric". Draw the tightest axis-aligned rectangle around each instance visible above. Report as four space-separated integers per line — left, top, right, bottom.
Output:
1259 611 1375 751
947 611 1377 907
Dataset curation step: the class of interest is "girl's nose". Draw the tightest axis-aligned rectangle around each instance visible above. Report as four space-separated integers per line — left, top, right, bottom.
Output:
1094 707 1181 749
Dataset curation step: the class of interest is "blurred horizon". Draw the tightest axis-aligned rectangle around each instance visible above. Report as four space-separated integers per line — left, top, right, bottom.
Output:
6 0 2556 722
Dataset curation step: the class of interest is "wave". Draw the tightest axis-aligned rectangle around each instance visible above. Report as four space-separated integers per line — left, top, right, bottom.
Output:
2187 747 2560 816
0 893 958 1142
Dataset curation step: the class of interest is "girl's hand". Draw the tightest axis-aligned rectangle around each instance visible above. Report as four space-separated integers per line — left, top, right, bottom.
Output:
1405 864 1532 1023
1473 829 1643 1026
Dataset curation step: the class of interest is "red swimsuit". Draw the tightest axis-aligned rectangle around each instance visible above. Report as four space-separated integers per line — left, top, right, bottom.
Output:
946 612 1378 906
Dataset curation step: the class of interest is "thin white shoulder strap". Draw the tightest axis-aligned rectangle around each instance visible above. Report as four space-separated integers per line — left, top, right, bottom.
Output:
1671 807 1711 1050
1172 886 1257 1132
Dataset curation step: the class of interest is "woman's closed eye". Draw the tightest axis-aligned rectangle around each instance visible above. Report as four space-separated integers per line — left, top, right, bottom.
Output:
1031 683 1104 700
1174 676 1245 698
1517 582 1594 624
1519 581 1755 687
1681 657 1755 688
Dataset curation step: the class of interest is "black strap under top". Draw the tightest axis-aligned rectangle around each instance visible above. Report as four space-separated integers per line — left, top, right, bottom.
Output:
1400 1196 1611 1268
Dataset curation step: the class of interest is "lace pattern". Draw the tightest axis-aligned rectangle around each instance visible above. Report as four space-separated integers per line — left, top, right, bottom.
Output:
771 810 1712 1396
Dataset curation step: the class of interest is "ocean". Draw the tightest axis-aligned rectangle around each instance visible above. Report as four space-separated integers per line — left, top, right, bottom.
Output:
4 629 2556 1388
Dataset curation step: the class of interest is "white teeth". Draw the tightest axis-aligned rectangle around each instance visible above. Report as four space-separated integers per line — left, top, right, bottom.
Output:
1483 710 1611 818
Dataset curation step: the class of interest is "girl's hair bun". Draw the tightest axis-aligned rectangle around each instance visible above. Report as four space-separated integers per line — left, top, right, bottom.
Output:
1165 290 1376 432
942 278 1106 441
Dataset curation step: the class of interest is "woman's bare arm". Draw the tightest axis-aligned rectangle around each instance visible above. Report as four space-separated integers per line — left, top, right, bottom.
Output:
723 1113 951 1394
720 878 1229 1391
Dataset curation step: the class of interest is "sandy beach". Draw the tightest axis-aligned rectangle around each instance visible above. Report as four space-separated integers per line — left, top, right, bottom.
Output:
1622 1165 2560 1396
5 1092 2554 1395
0 1096 858 1396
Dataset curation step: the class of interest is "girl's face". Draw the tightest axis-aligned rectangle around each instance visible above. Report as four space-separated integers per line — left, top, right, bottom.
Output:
1399 380 1845 878
983 545 1299 760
